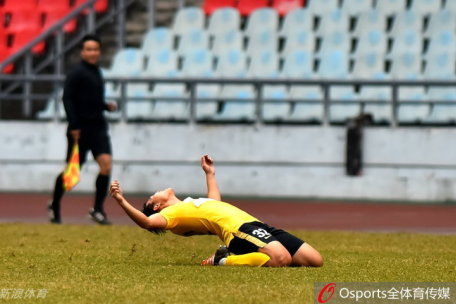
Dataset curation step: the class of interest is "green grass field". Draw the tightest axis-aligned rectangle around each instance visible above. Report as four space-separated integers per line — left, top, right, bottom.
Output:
1 223 455 303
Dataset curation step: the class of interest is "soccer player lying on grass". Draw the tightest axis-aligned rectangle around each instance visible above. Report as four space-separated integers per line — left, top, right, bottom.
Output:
109 155 323 267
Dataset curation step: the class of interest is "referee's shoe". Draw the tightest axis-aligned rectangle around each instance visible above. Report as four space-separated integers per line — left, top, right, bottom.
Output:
89 208 111 225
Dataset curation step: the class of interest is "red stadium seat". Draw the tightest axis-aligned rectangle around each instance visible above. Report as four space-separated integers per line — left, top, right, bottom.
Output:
1 0 37 11
272 0 305 16
37 0 71 11
1 8 41 34
237 0 269 16
9 29 46 55
41 7 77 33
0 48 14 74
202 0 237 15
0 31 14 73
73 0 109 14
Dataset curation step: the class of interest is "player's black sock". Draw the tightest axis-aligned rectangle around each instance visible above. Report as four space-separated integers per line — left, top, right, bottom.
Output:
50 173 64 220
94 174 110 213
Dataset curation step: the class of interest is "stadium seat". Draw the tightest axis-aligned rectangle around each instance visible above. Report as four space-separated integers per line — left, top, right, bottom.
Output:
443 0 456 12
424 52 455 79
195 83 221 121
245 30 278 58
1 0 37 11
352 8 386 35
237 0 269 16
318 31 351 55
397 87 429 123
281 30 315 57
279 8 313 37
281 50 315 78
203 0 237 15
389 11 423 34
207 7 240 37
353 29 387 56
8 29 46 55
424 10 455 37
425 30 456 57
150 82 189 121
40 7 77 33
374 0 406 16
409 0 442 16
215 49 248 78
36 92 66 120
248 50 280 78
318 50 359 122
340 0 373 16
73 0 109 14
125 83 154 121
307 0 339 15
216 85 256 121
272 0 305 17
141 27 174 57
182 48 214 77
262 85 291 122
287 86 324 122
180 48 218 121
426 87 456 124
144 49 178 77
358 74 392 123
316 9 349 35
389 52 422 83
211 30 243 57
110 48 144 76
245 8 279 37
172 7 205 36
2 8 41 34
352 52 385 78
389 29 423 57
176 29 209 55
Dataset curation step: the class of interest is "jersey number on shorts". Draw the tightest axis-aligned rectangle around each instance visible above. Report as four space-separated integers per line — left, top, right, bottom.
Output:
252 228 272 240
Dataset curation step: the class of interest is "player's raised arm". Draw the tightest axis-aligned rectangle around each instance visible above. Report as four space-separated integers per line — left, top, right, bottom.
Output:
109 180 166 230
201 155 221 201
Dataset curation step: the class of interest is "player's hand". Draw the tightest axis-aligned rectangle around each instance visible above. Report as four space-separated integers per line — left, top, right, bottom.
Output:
70 129 81 142
106 101 117 112
201 155 215 175
110 180 124 202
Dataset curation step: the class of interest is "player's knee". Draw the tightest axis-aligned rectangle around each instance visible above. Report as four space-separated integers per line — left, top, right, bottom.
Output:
311 253 324 267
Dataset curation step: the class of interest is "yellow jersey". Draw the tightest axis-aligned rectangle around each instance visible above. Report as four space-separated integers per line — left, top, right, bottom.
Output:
159 197 260 245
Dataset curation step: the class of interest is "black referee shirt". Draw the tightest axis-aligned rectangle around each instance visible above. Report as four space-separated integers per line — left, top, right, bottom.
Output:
63 60 108 130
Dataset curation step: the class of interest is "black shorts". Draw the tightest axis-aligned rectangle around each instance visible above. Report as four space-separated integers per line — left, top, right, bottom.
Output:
66 123 112 166
228 221 305 256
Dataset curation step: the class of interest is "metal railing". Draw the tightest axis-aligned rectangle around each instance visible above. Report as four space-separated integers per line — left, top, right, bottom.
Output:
0 0 136 117
1 75 455 127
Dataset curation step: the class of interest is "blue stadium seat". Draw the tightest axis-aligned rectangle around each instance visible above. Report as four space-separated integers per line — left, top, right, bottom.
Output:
245 30 278 58
176 29 209 55
340 0 373 16
409 0 442 16
352 8 386 35
279 8 313 37
207 7 240 37
110 48 144 76
244 8 279 37
141 27 174 56
374 0 406 16
172 7 205 36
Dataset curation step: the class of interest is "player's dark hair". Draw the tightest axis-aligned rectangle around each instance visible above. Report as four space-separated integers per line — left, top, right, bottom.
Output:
80 34 102 49
142 202 166 235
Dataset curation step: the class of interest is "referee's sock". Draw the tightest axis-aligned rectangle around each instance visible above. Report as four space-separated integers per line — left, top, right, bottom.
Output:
94 174 110 213
220 252 270 267
50 173 64 220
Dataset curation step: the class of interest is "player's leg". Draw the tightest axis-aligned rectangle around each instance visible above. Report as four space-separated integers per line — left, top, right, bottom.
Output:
291 243 323 267
258 241 292 267
266 224 323 267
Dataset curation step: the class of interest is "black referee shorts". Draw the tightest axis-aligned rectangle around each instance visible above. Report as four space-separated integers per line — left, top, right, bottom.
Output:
228 221 305 256
66 123 112 166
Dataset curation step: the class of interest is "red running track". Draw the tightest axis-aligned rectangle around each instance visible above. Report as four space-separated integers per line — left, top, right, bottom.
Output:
1 193 456 234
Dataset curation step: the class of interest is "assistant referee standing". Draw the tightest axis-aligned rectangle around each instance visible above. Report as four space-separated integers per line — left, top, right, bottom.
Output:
48 34 116 225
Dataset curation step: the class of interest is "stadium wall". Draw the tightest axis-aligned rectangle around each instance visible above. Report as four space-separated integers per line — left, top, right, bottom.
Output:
1 121 456 202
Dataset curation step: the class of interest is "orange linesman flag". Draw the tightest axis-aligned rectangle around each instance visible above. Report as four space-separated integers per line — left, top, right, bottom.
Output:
62 143 81 191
